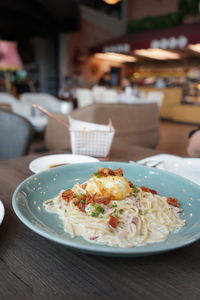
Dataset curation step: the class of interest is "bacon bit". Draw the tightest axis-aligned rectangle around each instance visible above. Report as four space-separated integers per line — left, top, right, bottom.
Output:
128 181 134 188
140 186 157 194
109 216 119 228
93 196 111 205
167 197 179 207
72 194 87 211
83 192 95 204
97 167 114 176
74 194 111 212
89 236 99 240
96 167 123 177
81 183 87 189
113 168 123 176
62 189 74 202
76 202 86 212
63 190 111 212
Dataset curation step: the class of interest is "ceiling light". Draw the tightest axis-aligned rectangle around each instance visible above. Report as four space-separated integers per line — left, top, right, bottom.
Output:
103 0 121 4
94 52 137 62
134 48 181 60
188 44 200 53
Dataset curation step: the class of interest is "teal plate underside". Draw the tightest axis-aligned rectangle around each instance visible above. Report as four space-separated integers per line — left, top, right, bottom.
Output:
12 162 200 257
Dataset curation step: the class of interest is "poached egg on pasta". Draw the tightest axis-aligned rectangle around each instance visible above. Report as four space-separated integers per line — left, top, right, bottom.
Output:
83 170 132 200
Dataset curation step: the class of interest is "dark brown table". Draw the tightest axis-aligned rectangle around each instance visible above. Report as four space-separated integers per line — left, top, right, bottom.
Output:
1 145 200 300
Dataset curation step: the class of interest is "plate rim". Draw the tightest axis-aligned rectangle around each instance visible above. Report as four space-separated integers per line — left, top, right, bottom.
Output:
29 153 99 173
12 161 200 256
0 200 5 225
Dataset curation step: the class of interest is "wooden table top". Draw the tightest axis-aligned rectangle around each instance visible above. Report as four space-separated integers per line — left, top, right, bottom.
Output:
1 145 200 300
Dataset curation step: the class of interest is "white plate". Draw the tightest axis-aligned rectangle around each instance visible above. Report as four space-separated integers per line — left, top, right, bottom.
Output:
29 154 99 173
137 154 200 185
0 200 5 225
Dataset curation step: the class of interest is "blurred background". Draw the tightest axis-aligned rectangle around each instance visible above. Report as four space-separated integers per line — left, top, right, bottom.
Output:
1 0 200 157
1 0 200 99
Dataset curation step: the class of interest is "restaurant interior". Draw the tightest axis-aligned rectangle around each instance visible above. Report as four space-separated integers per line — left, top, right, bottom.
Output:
1 0 200 299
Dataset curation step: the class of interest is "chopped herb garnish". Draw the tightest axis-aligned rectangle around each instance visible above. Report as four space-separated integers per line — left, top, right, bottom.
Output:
132 185 139 193
91 212 99 217
80 200 85 204
93 172 102 178
94 203 105 213
139 209 148 215
113 210 120 218
99 207 105 213
111 204 118 208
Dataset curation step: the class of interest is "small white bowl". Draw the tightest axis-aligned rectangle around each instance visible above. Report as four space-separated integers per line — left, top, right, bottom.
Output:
29 154 99 173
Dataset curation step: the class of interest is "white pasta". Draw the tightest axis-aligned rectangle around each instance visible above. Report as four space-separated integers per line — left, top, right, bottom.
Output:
43 169 185 248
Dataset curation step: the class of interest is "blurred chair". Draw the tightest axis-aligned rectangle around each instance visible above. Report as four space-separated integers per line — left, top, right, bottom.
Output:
102 89 118 103
75 88 93 108
0 93 53 133
0 110 34 160
8 100 48 133
145 91 164 108
0 92 32 117
20 93 73 113
118 93 140 104
0 92 18 105
92 86 118 103
19 93 72 132
138 90 147 99
11 101 32 118
92 86 106 103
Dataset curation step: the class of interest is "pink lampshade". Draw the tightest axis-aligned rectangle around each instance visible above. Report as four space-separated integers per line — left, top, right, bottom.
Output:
0 41 23 71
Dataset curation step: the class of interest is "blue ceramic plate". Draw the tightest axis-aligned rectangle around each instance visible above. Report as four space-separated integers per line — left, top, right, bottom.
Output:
12 162 200 257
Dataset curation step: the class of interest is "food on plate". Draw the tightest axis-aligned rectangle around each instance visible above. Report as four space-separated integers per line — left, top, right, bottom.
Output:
44 167 185 248
84 167 132 200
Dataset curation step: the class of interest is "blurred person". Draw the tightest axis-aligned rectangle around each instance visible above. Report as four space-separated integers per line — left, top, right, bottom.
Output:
91 72 112 103
98 72 111 87
122 77 138 95
118 77 140 103
122 77 131 88
187 127 200 157
155 78 166 88
12 79 31 95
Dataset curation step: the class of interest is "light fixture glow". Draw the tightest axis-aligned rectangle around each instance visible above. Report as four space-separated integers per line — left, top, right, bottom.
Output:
188 44 200 53
0 41 23 70
103 0 121 4
134 48 181 60
94 52 137 62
